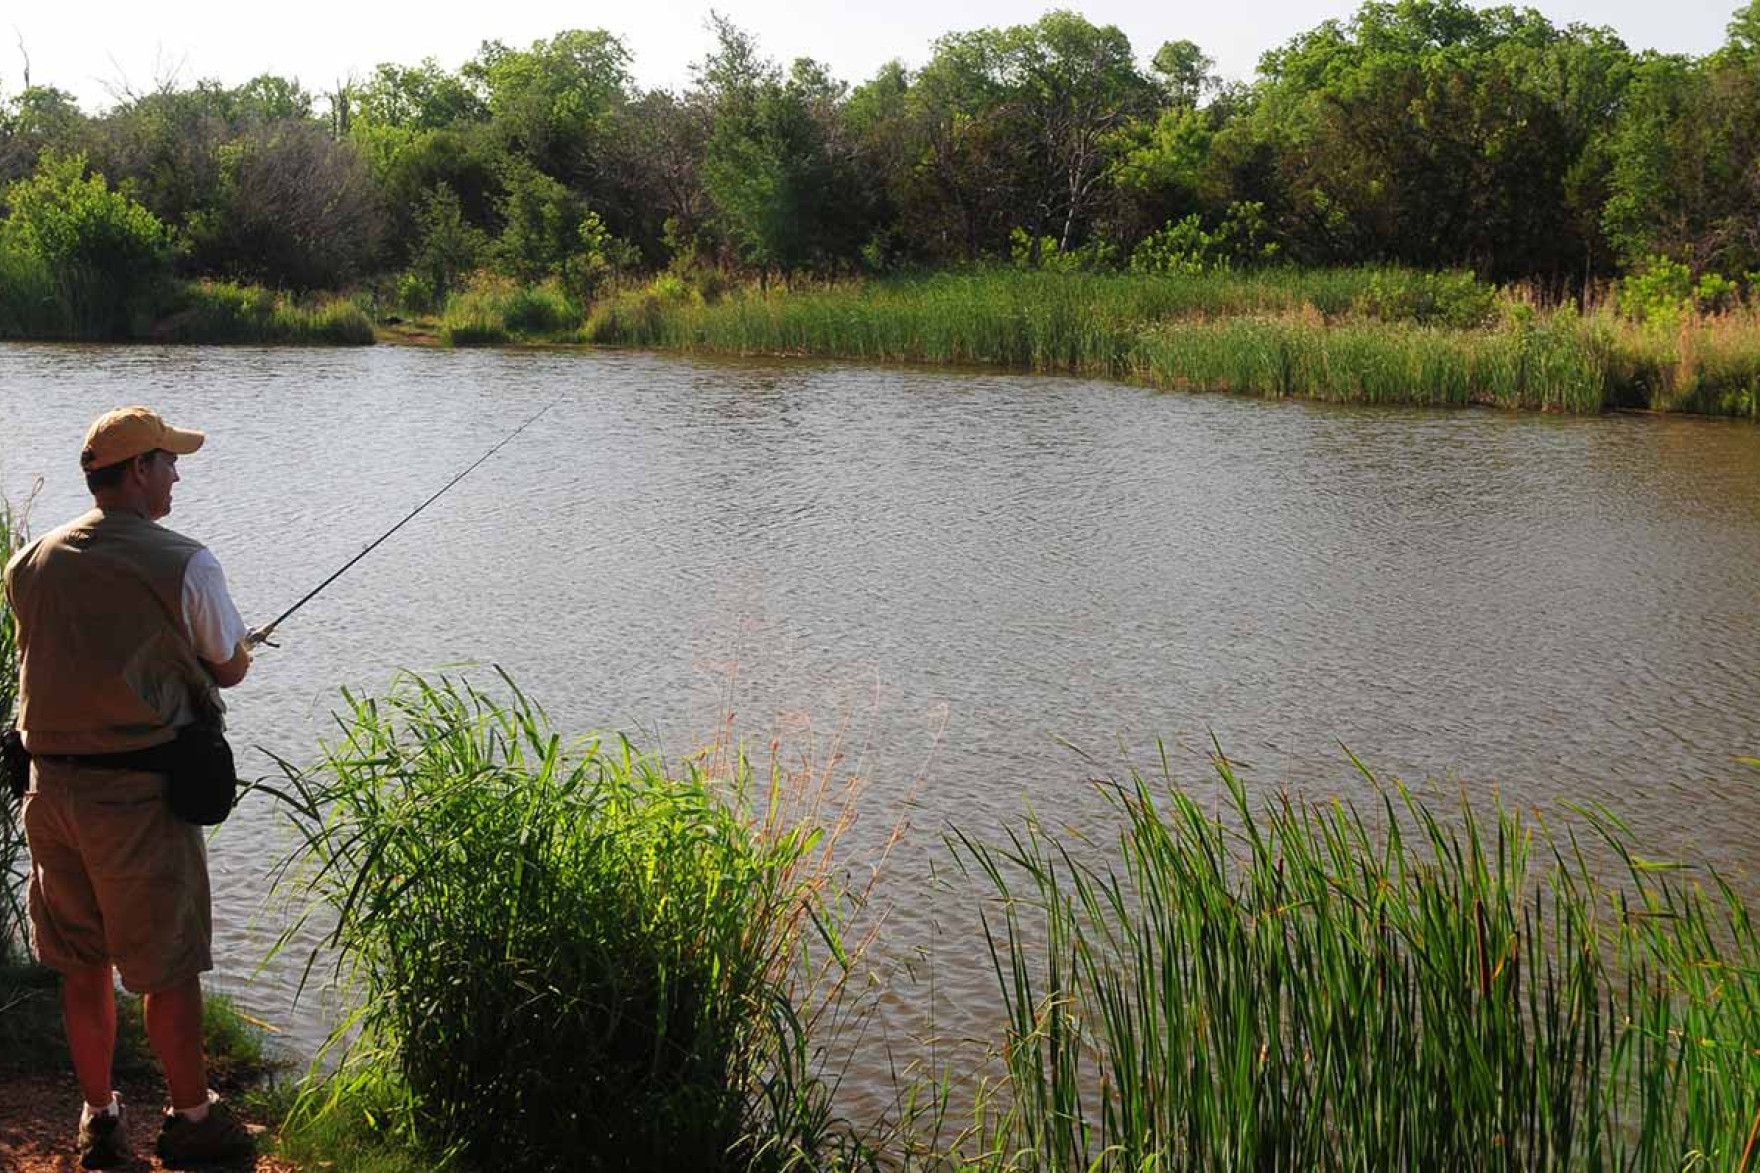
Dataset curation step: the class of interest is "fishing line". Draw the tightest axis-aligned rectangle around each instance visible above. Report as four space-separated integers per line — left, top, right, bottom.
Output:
248 399 557 647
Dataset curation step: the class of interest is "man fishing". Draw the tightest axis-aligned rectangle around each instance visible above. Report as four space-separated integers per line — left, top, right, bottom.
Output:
4 407 257 1169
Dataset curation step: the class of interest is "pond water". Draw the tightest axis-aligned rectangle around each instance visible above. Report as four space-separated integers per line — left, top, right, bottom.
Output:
4 343 1759 1110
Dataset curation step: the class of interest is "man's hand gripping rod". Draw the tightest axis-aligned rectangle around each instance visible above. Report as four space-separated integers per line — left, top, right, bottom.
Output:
246 401 556 649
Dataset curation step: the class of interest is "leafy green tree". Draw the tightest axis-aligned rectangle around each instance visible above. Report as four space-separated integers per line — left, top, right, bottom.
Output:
90 83 236 233
900 12 1154 263
1213 0 1636 279
0 86 89 184
1603 48 1760 278
561 209 639 302
696 19 867 278
1728 1 1760 59
1 150 171 331
1151 40 1215 108
468 30 630 184
410 182 485 307
602 89 712 267
353 60 488 130
492 160 585 281
229 75 315 123
375 127 504 266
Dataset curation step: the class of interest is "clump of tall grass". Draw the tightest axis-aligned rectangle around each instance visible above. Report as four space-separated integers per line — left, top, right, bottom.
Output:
153 281 374 345
951 750 1760 1170
1 491 32 962
268 672 874 1172
0 250 163 340
1602 308 1760 417
438 277 580 346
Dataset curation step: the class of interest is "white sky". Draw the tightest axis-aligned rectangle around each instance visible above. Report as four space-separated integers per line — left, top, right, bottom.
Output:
6 0 1745 113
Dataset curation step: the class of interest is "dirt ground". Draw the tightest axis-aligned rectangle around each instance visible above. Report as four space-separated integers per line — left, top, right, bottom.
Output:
0 1071 295 1173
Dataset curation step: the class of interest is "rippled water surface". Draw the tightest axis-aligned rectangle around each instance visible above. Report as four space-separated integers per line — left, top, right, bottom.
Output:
4 344 1759 1104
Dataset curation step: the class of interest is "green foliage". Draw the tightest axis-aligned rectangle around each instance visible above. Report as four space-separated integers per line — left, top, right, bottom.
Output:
1619 255 1695 324
951 755 1760 1169
697 20 870 279
0 151 171 335
1 497 29 962
1130 202 1279 275
1602 48 1760 278
437 276 579 344
267 673 867 1172
156 282 375 345
467 30 630 181
1008 229 1116 272
560 209 638 303
352 59 489 131
1350 268 1498 328
182 124 383 290
395 272 437 315
492 162 584 283
1695 271 1740 313
410 183 485 307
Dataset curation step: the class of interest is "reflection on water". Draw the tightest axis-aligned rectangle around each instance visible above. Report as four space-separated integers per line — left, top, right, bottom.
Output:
4 344 1759 1105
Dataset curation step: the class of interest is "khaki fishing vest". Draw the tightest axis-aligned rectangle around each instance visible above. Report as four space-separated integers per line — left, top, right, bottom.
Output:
4 508 214 755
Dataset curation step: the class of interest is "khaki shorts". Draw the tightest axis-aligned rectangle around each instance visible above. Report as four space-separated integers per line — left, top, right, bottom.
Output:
23 757 213 993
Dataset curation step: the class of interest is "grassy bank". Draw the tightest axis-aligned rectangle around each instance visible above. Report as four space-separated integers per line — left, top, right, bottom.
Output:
150 282 376 345
585 269 1760 417
0 257 374 345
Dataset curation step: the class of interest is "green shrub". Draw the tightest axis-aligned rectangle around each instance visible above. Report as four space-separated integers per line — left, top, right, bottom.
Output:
268 674 865 1172
153 282 374 345
438 314 509 346
396 272 437 316
498 284 575 335
1131 202 1279 276
0 151 173 337
1620 256 1696 324
1352 268 1499 328
1695 272 1740 313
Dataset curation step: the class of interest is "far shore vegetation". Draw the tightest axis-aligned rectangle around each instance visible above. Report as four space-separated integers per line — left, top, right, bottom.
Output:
4 1 1760 411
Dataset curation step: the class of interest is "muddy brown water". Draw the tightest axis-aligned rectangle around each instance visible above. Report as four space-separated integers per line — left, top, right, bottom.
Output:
4 343 1759 1117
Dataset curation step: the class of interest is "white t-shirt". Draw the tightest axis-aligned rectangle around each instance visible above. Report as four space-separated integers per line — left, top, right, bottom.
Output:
181 548 249 665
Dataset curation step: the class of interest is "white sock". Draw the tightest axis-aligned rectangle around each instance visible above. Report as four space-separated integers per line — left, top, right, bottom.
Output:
173 1088 216 1123
79 1093 120 1127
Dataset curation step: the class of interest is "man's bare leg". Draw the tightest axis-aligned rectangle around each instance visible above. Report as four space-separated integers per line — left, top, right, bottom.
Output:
60 964 118 1110
142 977 207 1111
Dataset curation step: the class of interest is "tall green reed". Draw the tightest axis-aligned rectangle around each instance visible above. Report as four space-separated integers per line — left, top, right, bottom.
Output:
584 268 1625 414
0 491 32 961
950 749 1760 1170
267 671 875 1172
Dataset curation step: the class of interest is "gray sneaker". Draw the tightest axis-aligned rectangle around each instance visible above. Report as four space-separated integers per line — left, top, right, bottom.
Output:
77 1101 130 1169
155 1098 257 1167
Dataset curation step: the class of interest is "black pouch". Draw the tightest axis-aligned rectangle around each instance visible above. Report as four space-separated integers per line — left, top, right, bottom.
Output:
2 725 29 802
165 720 238 826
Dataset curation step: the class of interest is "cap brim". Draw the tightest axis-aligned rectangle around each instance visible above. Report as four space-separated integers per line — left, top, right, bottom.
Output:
162 426 205 455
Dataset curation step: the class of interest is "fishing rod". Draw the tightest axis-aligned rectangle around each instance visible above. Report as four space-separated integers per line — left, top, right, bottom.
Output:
247 400 556 648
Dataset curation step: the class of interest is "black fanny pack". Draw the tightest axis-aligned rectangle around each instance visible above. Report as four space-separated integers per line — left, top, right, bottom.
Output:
10 722 238 825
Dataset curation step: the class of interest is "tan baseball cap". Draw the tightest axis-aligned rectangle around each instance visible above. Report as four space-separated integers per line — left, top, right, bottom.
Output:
80 406 205 471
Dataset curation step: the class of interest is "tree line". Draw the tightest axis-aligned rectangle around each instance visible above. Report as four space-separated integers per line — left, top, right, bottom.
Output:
2 0 1757 301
